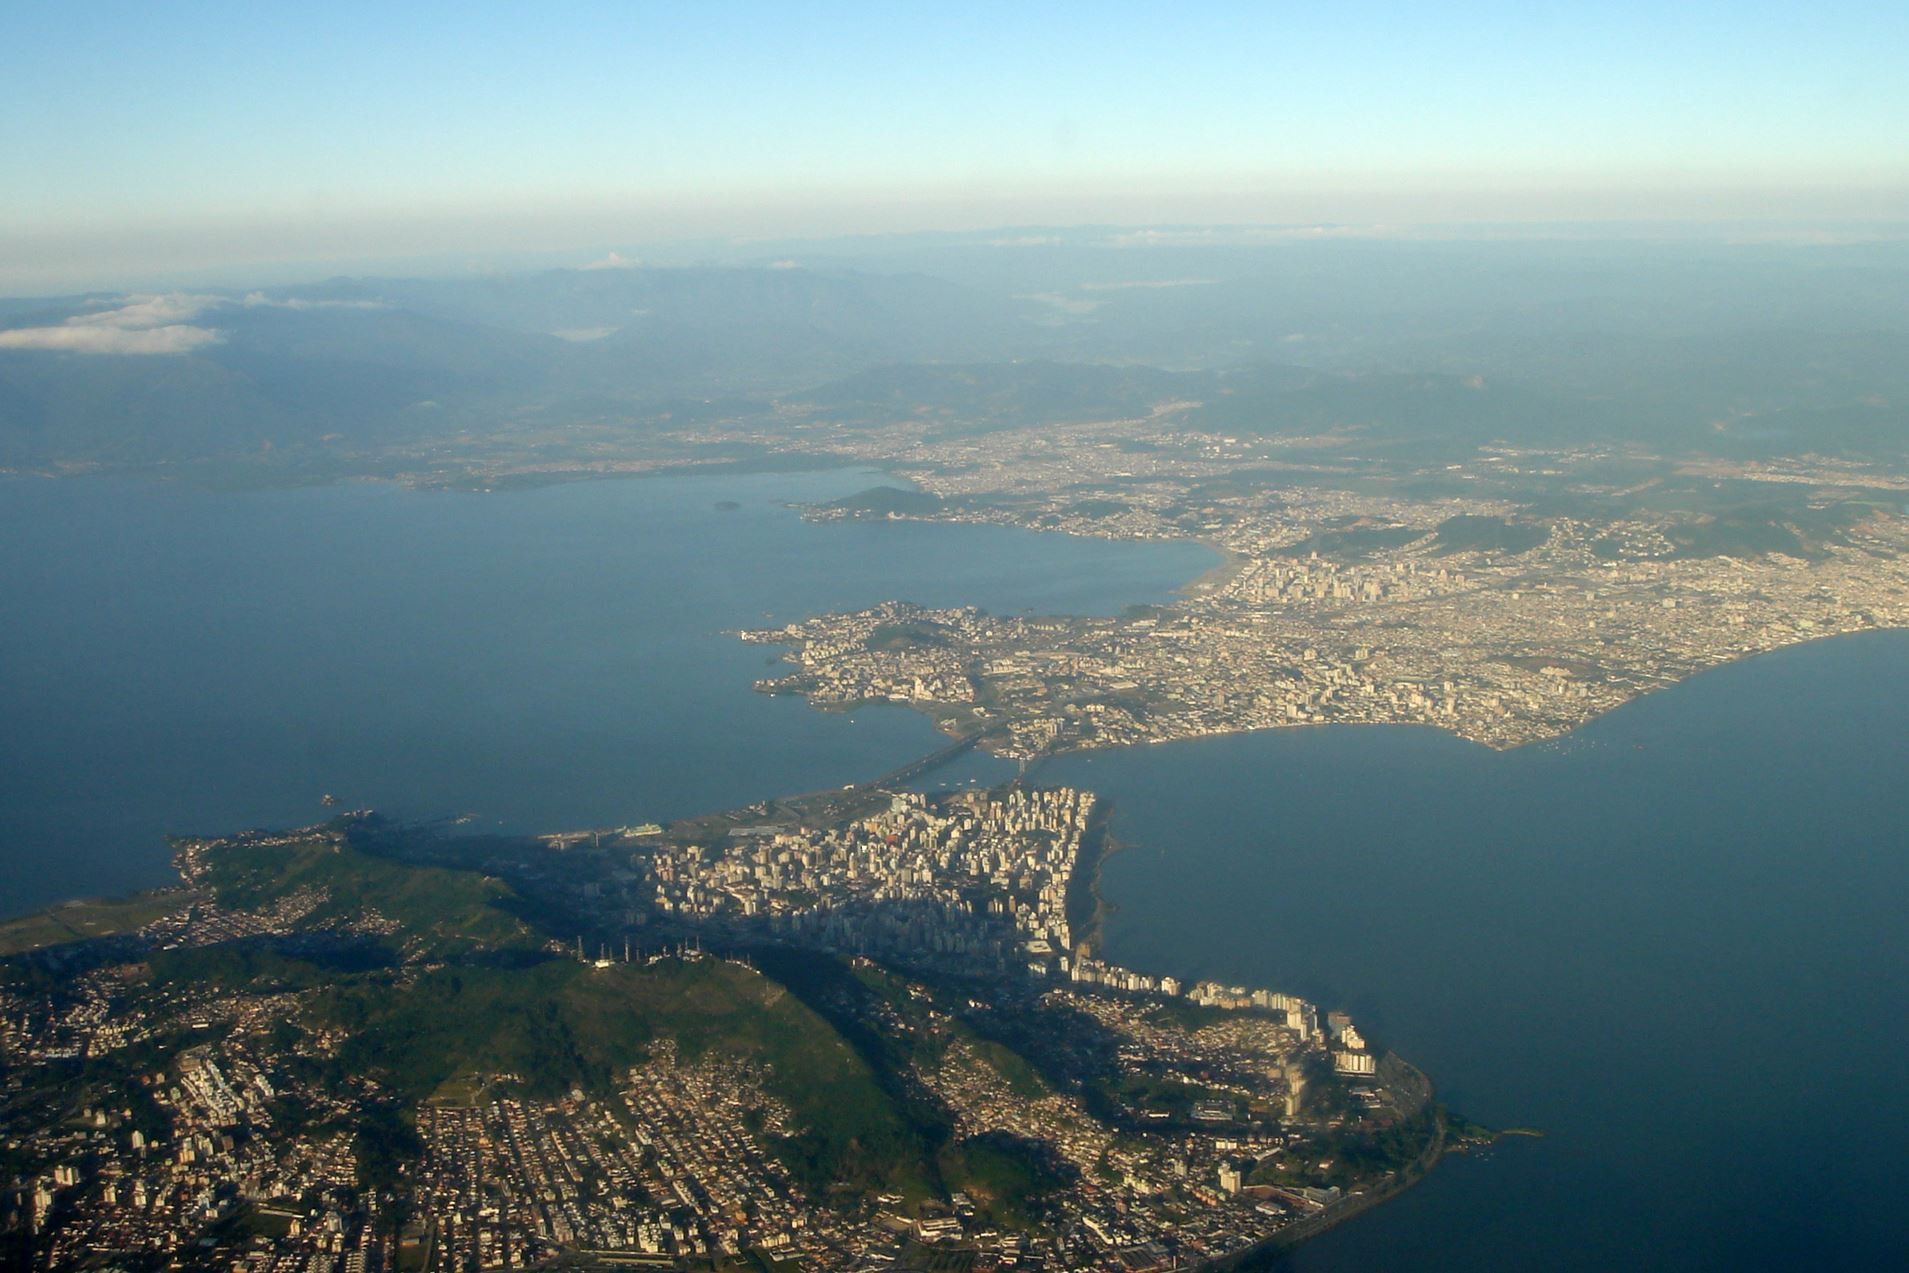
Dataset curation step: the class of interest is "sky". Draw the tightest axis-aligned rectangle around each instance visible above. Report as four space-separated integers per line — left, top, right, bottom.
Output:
4 0 1908 293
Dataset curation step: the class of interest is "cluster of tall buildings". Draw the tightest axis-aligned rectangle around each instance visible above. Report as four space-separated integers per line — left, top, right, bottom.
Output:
642 788 1090 971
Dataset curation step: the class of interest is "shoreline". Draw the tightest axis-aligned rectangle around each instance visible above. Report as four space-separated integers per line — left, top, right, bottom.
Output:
1205 1056 1446 1269
1061 795 1123 957
1 779 1455 1264
0 885 198 955
1178 542 1249 600
772 625 1909 774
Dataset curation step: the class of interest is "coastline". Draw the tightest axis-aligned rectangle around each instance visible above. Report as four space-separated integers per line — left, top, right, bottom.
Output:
0 886 198 956
1178 542 1249 601
764 624 1909 773
1208 1056 1447 1269
1062 794 1123 957
1 772 1454 1264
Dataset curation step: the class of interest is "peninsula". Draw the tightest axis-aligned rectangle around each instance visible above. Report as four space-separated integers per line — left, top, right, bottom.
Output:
737 421 1909 757
0 779 1446 1270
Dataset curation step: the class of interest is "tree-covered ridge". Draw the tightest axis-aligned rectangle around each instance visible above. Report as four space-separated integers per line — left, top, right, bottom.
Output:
151 821 990 1202
177 823 535 958
4 801 1437 1267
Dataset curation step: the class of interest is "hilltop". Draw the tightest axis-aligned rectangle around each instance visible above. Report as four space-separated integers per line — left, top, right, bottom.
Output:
1 796 1436 1269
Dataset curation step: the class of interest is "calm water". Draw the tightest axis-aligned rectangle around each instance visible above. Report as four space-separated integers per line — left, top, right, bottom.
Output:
1049 630 1909 1271
5 473 1905 1268
0 471 1207 913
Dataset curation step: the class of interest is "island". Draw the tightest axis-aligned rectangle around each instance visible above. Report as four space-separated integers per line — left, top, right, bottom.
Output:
0 778 1456 1270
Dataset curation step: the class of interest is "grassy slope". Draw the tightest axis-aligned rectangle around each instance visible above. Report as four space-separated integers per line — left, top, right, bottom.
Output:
306 956 934 1200
0 891 192 955
178 829 939 1199
198 835 531 955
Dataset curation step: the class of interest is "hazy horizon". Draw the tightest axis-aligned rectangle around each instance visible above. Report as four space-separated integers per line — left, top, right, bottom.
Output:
7 1 1907 293
8 215 1909 301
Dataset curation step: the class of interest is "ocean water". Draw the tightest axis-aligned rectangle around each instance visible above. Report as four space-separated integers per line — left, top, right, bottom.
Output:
0 470 1209 914
4 471 1904 1268
1047 630 1909 1271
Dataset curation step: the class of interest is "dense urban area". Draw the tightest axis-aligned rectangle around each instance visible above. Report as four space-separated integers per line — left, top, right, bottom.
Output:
9 408 1908 1268
8 245 1908 1269
1 781 1441 1271
737 418 1909 756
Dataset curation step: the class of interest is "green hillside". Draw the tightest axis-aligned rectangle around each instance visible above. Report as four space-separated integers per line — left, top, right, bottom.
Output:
191 832 533 956
169 828 945 1202
307 955 931 1197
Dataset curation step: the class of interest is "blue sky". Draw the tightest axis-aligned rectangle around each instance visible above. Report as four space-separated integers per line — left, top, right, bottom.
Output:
4 1 1907 289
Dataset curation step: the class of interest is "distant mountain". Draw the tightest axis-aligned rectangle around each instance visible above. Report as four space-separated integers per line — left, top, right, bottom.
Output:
0 346 304 465
797 360 1609 452
5 241 1907 471
798 360 1200 432
0 290 567 466
0 266 1044 468
342 265 1039 393
1181 366 1612 451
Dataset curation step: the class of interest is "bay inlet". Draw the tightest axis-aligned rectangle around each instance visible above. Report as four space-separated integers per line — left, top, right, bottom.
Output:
3 471 1904 1267
1050 629 1909 1270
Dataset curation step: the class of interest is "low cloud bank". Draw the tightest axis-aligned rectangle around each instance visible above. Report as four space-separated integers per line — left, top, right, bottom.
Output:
0 323 225 354
0 292 224 355
0 289 381 355
241 291 385 310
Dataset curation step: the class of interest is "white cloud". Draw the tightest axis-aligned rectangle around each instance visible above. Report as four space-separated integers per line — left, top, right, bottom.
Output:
0 289 391 355
551 326 618 342
241 291 385 310
0 324 224 354
1016 291 1103 316
0 291 226 354
70 292 220 328
1104 224 1403 247
582 250 640 270
1077 278 1217 291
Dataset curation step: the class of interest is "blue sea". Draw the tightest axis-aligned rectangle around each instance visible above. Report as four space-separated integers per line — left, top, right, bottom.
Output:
3 472 1904 1269
1049 632 1909 1270
0 471 1203 911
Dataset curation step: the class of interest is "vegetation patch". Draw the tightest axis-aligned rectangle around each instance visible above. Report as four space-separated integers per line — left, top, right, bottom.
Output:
0 891 192 956
195 832 532 955
1431 514 1550 556
939 1132 1075 1229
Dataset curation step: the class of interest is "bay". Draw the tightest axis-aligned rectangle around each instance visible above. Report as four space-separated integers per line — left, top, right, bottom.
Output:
0 470 1209 914
5 469 1905 1268
1047 629 1909 1271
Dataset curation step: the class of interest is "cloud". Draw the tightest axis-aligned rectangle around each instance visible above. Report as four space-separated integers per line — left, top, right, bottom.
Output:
1077 278 1217 291
241 291 385 310
0 291 225 355
1104 224 1403 247
70 292 220 328
988 234 1063 247
1 286 392 355
0 324 224 354
582 250 640 270
1016 291 1103 316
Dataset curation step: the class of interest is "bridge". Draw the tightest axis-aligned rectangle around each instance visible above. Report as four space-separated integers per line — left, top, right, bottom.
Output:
861 730 985 791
